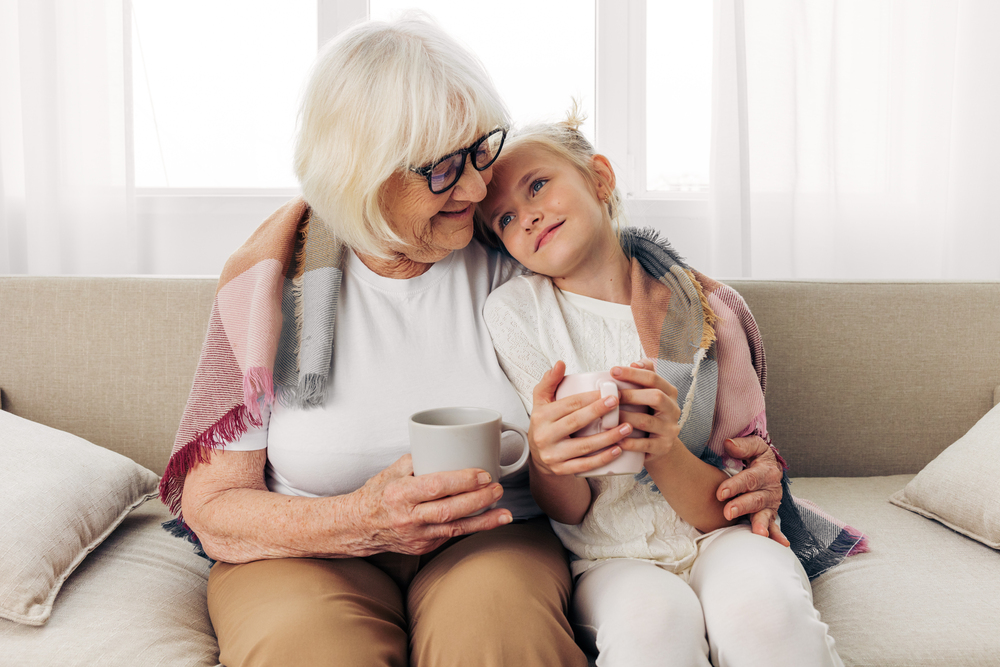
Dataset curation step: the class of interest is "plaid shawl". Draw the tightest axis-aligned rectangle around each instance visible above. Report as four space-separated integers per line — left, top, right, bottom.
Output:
625 228 867 579
159 197 344 535
159 198 866 578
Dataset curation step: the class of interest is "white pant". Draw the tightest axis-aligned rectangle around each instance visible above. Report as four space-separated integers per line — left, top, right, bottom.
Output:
571 524 844 667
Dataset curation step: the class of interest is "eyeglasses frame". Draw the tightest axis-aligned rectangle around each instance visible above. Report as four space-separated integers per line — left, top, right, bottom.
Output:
409 127 508 194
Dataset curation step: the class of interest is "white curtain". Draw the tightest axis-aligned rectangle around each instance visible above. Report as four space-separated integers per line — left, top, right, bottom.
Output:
0 0 136 275
711 0 1000 280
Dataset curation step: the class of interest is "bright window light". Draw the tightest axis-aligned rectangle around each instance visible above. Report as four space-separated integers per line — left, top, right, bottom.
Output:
646 0 712 193
132 0 316 188
369 0 596 144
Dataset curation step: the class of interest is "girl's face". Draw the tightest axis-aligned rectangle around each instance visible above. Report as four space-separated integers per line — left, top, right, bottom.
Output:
480 145 615 280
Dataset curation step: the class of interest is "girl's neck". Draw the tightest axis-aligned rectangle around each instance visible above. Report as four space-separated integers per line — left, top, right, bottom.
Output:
552 232 632 305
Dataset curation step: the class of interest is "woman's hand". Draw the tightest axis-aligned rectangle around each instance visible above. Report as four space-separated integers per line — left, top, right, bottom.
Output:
528 361 631 476
352 454 513 556
717 436 789 546
181 448 511 563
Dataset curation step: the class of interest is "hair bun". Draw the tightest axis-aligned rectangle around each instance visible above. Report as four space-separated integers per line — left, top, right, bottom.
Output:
560 98 587 133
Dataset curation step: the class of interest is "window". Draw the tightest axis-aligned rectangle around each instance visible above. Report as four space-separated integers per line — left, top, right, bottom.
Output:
646 0 712 194
132 0 316 188
129 0 714 273
369 1 596 143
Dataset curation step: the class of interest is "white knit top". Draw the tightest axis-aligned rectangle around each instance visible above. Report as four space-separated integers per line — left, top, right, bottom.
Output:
484 274 716 579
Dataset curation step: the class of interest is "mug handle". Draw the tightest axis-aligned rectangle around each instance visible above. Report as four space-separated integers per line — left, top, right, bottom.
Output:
499 423 531 479
598 381 619 432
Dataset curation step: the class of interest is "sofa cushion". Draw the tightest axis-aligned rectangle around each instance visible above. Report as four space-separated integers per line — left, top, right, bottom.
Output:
888 403 1000 549
791 475 1000 667
0 411 159 626
0 500 220 666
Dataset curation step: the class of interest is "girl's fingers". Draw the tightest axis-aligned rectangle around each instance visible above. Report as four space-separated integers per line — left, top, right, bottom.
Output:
612 364 677 399
532 360 567 406
533 425 632 470
548 443 625 476
618 387 679 417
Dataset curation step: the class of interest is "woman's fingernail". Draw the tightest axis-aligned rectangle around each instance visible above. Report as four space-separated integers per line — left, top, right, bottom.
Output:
478 472 492 485
493 484 503 499
611 447 622 457
605 396 618 407
611 367 622 376
619 424 631 435
499 514 513 525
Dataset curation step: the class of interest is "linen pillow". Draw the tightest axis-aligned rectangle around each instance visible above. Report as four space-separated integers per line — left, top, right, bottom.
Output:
0 411 159 626
0 500 219 666
890 400 1000 549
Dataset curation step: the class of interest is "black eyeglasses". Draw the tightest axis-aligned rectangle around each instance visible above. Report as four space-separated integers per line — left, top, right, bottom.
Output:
410 128 507 194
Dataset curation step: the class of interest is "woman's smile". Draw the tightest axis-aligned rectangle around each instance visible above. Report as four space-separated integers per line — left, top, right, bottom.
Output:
437 203 473 219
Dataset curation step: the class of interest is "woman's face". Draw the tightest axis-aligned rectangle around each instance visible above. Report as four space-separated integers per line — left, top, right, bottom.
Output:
380 152 493 265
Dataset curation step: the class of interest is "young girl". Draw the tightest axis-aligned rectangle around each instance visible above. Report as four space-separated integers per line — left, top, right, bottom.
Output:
478 112 855 667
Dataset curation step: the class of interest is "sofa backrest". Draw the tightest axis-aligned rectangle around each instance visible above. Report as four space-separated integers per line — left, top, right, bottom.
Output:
1 276 216 475
729 280 1000 476
2 276 998 477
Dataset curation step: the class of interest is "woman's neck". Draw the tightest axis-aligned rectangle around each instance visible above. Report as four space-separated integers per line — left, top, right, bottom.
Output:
552 234 632 305
353 250 434 280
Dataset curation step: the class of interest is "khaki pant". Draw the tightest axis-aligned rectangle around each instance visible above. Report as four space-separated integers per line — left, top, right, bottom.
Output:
207 518 588 667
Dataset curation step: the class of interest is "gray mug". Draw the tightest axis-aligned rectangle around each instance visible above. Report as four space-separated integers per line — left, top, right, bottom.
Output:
409 407 531 515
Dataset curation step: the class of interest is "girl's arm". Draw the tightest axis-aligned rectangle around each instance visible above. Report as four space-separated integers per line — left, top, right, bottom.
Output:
611 361 736 533
524 362 629 525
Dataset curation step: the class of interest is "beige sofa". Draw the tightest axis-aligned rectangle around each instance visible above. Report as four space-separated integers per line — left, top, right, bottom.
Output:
1 275 999 666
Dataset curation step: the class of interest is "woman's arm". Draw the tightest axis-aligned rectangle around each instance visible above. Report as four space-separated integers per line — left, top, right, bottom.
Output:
181 448 512 564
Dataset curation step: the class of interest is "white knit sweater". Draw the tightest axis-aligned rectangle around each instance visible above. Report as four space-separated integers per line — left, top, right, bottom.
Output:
484 274 716 579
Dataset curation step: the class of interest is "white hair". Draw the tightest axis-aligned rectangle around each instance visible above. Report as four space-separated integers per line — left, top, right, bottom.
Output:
294 12 509 256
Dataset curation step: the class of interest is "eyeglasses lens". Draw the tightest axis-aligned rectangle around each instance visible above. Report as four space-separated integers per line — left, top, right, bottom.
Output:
473 131 503 170
430 155 463 193
426 129 506 193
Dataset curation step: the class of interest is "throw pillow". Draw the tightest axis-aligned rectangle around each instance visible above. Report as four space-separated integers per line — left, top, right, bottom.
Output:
0 411 159 625
890 401 1000 549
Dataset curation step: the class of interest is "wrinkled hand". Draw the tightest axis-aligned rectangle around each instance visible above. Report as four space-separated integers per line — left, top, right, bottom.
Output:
717 436 790 546
353 454 511 556
528 361 630 476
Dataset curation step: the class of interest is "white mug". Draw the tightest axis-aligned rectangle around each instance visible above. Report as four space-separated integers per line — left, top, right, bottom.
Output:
409 407 531 515
555 371 647 477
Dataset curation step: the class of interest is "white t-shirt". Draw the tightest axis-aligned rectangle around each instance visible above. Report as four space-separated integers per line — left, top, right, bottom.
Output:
484 273 716 578
227 241 541 520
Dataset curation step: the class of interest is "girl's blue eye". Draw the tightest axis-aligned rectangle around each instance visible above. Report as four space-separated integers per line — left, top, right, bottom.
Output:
498 214 514 230
531 179 546 194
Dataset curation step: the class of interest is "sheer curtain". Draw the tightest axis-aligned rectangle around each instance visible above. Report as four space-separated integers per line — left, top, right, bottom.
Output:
711 0 1000 280
0 0 135 275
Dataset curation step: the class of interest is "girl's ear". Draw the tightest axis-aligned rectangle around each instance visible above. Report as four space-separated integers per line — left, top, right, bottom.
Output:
590 154 616 200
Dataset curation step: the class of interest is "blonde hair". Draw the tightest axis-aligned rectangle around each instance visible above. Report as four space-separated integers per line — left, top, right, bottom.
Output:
295 12 509 256
474 102 625 250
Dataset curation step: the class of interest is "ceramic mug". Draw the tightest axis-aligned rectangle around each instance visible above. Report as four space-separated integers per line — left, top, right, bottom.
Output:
409 407 531 515
555 371 648 477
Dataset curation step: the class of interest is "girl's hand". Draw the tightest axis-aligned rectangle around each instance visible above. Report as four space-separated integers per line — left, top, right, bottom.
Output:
528 361 631 476
609 359 684 463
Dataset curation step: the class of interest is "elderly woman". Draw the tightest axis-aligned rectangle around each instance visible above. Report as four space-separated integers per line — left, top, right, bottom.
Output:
160 14 785 667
